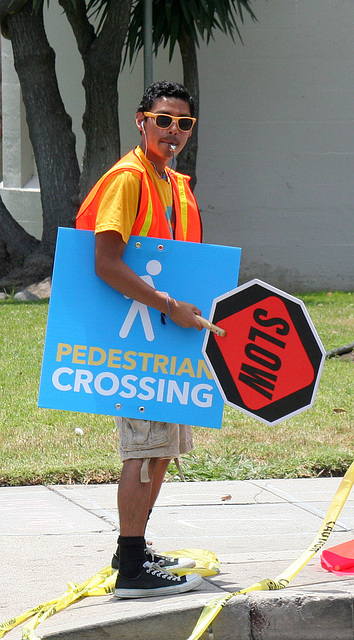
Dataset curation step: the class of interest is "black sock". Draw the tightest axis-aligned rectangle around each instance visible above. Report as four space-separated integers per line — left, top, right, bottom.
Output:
118 536 146 579
115 509 153 555
114 535 121 559
146 508 153 530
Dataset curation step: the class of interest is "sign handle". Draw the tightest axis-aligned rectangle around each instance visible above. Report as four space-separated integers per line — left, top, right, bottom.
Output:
196 315 226 337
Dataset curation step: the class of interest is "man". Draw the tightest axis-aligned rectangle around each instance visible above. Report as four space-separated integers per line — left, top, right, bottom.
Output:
77 81 204 598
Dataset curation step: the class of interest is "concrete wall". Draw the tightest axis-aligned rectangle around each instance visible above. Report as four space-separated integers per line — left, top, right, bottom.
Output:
194 0 354 291
1 0 353 291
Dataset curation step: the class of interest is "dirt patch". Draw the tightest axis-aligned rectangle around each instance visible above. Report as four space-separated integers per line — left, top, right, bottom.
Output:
340 351 354 361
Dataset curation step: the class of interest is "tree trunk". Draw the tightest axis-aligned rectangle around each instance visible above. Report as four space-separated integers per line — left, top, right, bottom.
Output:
177 26 199 191
0 0 133 288
0 196 39 281
7 1 80 256
80 53 121 199
78 0 133 200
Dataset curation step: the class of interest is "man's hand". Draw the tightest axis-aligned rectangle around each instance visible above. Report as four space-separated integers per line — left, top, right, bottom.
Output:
168 298 203 330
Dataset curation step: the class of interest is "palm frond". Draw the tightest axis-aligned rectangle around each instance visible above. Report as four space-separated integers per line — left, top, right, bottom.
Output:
124 0 258 67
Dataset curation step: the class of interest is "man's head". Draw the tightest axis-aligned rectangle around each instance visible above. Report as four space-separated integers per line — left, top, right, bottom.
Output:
137 81 195 117
136 81 196 172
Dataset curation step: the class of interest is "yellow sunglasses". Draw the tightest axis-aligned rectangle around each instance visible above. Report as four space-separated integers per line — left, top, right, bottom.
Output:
143 112 196 132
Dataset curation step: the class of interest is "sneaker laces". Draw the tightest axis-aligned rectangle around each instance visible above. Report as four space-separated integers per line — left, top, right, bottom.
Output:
143 561 181 582
146 547 173 567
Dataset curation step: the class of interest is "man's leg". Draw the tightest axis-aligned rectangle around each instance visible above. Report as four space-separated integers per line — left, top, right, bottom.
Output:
116 457 171 577
148 458 171 512
112 457 193 569
116 458 155 580
117 457 170 535
118 458 153 536
114 455 202 598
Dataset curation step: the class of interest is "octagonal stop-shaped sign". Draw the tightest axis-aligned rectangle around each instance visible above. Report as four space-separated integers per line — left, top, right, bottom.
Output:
202 279 326 425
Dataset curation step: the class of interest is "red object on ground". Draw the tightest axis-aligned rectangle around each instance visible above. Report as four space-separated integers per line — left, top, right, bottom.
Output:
321 540 354 575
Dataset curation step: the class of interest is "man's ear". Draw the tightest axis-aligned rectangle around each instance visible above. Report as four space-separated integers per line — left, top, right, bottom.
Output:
136 114 144 131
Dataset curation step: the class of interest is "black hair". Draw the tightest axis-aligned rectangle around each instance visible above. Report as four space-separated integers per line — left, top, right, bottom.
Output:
137 80 195 117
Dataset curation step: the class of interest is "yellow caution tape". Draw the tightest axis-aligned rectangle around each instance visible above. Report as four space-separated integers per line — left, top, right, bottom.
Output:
0 550 217 639
186 460 354 640
0 566 115 640
0 601 58 640
20 566 114 640
160 548 220 577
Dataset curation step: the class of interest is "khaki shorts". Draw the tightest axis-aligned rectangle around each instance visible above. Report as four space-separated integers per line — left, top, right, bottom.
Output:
115 417 193 481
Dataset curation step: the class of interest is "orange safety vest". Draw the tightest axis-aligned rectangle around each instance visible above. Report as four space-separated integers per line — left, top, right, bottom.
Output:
76 148 202 242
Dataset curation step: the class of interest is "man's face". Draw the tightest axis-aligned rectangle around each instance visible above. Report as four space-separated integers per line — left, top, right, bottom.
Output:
137 96 193 169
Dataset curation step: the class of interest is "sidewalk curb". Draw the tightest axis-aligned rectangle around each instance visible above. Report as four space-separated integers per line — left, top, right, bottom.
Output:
42 591 354 640
246 590 354 640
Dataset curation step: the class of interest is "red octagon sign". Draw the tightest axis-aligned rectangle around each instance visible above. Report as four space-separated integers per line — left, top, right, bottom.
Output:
202 279 326 425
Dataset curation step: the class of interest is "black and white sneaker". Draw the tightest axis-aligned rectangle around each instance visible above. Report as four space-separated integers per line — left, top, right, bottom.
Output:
114 561 203 599
111 548 196 572
145 547 196 570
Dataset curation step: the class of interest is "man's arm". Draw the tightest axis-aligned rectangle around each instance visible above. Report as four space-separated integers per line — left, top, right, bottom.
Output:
95 230 203 330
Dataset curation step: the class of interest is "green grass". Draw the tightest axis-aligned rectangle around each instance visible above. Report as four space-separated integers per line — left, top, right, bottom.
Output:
0 292 353 485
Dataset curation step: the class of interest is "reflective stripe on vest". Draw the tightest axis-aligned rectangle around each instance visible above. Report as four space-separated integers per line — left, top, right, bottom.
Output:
136 172 154 237
177 173 188 239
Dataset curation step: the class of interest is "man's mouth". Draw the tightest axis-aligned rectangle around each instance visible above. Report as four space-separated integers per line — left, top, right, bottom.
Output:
162 139 177 149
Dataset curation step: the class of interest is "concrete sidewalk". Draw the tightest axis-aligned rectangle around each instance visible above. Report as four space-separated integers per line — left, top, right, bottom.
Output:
1 478 354 640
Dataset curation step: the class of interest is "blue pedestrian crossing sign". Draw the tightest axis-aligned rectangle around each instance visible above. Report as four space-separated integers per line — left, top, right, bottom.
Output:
38 228 241 429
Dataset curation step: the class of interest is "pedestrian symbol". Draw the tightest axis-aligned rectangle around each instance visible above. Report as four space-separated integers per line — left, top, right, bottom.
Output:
119 260 166 342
